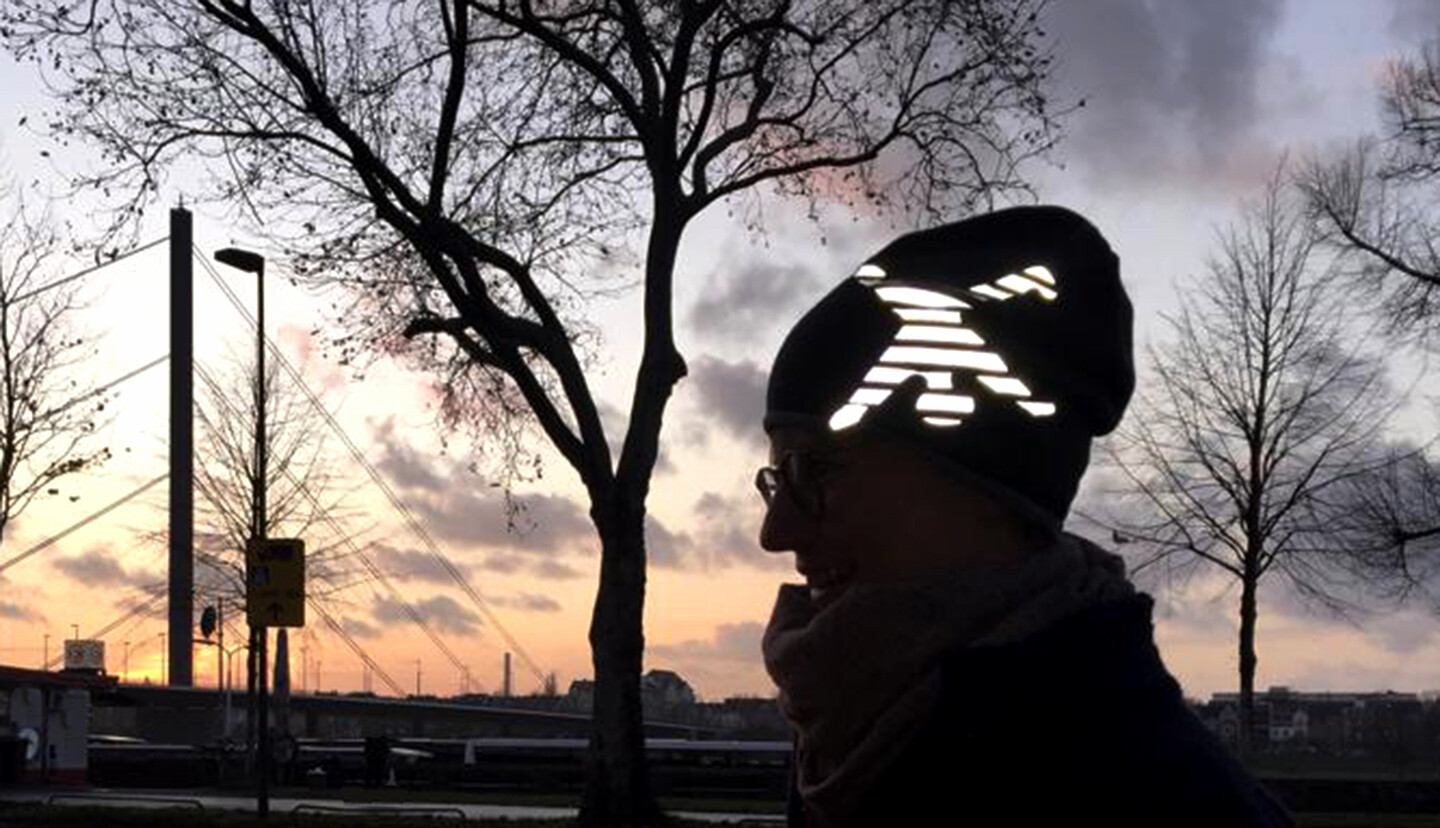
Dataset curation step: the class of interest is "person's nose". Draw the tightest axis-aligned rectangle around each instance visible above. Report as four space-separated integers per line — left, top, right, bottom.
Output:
759 488 811 553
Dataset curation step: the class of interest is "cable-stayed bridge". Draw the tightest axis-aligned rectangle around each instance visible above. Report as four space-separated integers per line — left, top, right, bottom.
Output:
0 208 547 700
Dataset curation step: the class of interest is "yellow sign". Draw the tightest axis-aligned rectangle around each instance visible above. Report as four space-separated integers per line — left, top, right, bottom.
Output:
246 538 305 628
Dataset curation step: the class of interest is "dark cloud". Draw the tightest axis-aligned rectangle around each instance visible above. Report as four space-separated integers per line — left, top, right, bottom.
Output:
651 621 766 662
687 357 768 446
412 489 594 553
646 514 693 569
690 491 790 572
52 548 160 588
1362 609 1439 656
370 418 597 556
532 559 585 581
598 402 675 475
372 417 448 493
487 592 563 613
1389 0 1440 41
342 617 383 640
373 542 468 585
373 594 482 636
0 599 42 623
688 261 828 342
1046 0 1287 188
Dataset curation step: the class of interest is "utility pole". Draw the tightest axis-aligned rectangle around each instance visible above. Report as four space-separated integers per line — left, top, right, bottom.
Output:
168 206 194 688
415 659 422 696
503 652 512 697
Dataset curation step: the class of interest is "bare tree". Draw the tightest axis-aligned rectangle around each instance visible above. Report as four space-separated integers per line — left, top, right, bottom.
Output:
181 343 366 757
2 2 1064 821
1105 167 1398 758
1314 443 1440 609
188 344 362 611
0 191 110 545
1293 31 1440 636
1297 34 1440 345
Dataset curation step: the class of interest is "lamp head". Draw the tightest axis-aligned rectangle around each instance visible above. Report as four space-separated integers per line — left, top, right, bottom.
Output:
214 247 265 274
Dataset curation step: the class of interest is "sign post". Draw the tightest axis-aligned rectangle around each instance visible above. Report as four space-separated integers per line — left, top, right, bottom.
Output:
246 539 305 628
246 538 304 819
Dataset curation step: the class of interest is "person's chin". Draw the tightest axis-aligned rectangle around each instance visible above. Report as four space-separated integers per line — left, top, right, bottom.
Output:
806 572 854 609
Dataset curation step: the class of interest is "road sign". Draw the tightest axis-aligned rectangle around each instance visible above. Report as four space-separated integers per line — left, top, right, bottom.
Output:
246 538 305 628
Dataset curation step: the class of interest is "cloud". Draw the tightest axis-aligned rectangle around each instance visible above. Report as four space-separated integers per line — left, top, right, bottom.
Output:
690 491 790 572
487 592 563 613
532 559 585 581
52 548 161 588
373 542 468 585
342 617 383 640
373 594 482 636
686 356 768 446
688 260 829 342
598 402 675 475
645 514 694 569
1363 608 1440 656
0 599 42 623
371 418 597 557
651 621 766 662
1046 0 1287 189
1388 0 1440 42
372 418 448 493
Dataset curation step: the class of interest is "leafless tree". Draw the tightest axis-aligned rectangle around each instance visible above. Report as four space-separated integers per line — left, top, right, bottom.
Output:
188 344 362 612
1297 34 1440 346
1104 166 1399 758
2 2 1064 821
0 190 110 545
1293 31 1440 628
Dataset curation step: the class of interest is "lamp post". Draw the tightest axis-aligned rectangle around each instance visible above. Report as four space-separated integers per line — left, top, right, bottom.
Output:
214 246 270 818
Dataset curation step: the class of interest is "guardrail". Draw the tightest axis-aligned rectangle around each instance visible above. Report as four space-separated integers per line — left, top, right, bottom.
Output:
46 792 205 810
291 803 468 822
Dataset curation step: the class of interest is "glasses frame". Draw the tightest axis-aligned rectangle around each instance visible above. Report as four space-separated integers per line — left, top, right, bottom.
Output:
755 449 848 516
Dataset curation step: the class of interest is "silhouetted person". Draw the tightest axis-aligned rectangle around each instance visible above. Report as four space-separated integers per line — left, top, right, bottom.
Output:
363 734 390 789
757 206 1294 827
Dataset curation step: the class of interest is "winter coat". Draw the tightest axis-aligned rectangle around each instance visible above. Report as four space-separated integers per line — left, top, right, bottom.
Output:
784 592 1296 827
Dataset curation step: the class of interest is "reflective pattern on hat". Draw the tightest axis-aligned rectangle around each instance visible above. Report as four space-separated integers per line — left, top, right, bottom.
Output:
827 264 1059 431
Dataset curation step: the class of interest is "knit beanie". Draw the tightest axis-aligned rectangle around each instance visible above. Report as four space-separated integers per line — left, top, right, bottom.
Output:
764 205 1134 525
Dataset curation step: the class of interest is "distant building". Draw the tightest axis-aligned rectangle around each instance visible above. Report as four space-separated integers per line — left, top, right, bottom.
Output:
1199 686 1425 755
641 670 696 709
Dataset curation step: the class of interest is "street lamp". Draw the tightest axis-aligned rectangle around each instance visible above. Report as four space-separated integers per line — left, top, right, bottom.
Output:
214 245 270 818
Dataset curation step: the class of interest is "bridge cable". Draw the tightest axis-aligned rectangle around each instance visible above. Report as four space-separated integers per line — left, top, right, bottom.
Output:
0 474 168 576
194 248 545 687
14 237 168 304
192 359 471 681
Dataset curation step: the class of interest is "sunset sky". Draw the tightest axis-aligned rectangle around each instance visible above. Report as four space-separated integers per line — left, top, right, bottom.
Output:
2 0 1440 704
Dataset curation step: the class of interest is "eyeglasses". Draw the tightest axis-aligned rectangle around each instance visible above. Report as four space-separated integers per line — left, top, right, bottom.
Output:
754 449 847 515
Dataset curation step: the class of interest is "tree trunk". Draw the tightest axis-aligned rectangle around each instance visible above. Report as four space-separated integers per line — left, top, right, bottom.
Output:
1237 571 1260 762
580 494 665 827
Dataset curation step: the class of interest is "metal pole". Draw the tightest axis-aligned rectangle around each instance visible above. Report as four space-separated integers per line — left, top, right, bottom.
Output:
218 598 226 738
169 207 194 687
255 257 270 820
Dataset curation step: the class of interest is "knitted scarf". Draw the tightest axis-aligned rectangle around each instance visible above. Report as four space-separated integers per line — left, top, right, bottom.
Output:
761 533 1134 828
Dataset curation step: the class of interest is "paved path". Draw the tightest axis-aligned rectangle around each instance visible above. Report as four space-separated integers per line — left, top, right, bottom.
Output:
0 787 785 823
